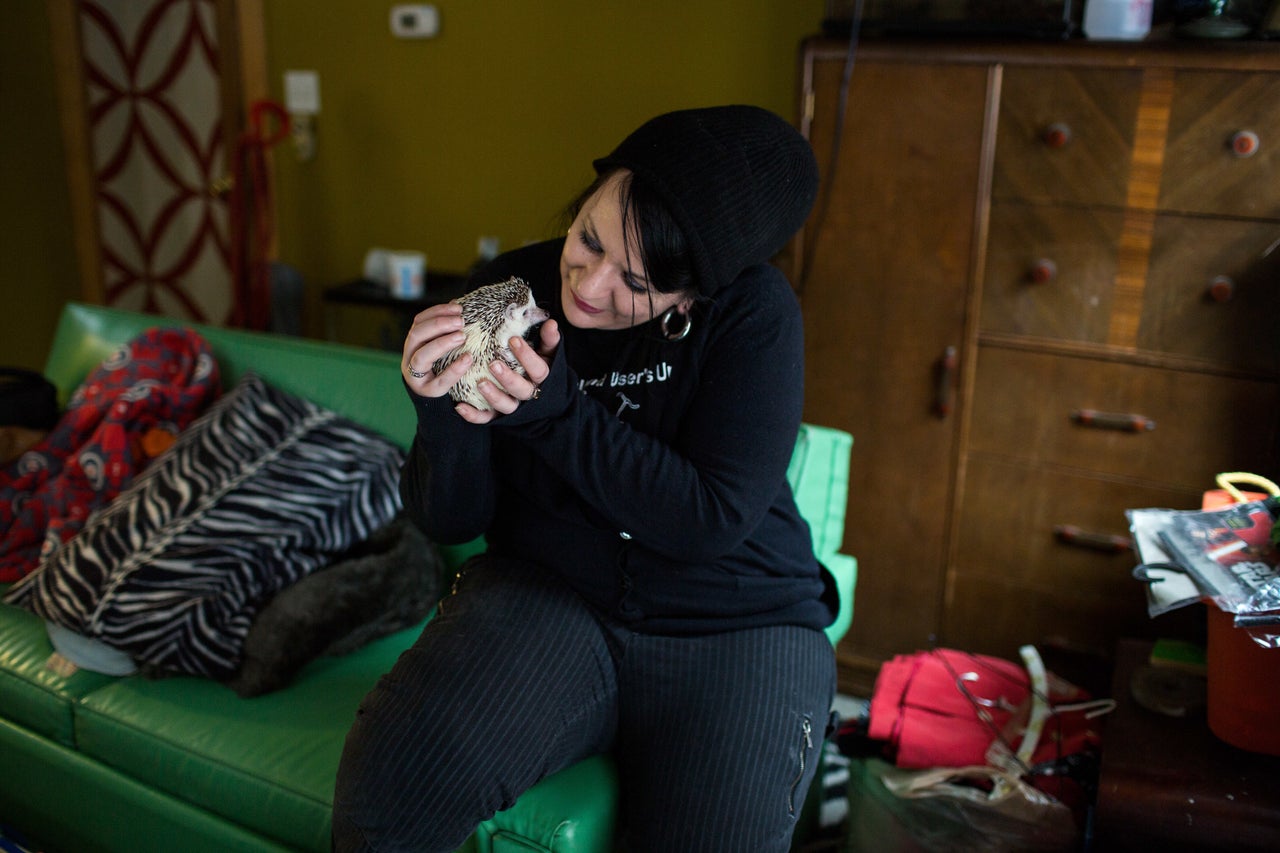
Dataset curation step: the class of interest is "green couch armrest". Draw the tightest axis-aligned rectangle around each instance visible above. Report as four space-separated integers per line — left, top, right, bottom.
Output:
787 423 856 645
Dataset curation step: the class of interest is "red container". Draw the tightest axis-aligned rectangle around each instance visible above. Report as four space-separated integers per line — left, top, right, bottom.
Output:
1205 604 1280 756
1199 487 1280 756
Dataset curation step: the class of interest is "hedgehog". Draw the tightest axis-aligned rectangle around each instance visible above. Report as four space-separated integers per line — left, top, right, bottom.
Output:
431 277 550 411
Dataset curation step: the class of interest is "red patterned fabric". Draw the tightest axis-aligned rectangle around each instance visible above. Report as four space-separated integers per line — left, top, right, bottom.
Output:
0 328 219 581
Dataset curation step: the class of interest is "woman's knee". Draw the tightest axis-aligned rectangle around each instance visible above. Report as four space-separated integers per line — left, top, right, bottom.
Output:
615 626 835 851
337 663 541 851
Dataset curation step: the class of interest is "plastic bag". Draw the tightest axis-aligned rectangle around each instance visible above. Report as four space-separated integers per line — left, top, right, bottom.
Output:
1128 472 1280 648
842 758 1079 853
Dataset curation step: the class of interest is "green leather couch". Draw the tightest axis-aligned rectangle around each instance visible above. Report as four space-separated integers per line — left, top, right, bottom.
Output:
0 302 856 852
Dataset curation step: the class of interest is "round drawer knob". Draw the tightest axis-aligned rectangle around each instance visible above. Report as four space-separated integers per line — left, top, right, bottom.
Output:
1230 130 1260 158
1028 259 1058 284
1042 123 1072 149
1208 275 1235 302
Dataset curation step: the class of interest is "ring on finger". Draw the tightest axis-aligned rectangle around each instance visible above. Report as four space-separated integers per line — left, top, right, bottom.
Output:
407 364 427 379
529 384 541 401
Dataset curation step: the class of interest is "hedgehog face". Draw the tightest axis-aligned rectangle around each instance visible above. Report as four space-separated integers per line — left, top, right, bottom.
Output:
506 290 550 334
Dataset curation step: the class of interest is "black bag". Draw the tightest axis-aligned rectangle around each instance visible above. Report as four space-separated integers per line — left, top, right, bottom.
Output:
0 368 59 429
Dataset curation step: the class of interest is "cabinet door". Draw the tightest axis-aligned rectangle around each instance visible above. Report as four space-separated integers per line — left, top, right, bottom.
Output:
800 52 990 665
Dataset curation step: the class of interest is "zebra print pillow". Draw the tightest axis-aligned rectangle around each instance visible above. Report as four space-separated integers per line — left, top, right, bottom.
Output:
3 372 404 680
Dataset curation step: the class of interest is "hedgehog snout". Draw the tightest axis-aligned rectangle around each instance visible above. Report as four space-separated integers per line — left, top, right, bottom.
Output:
524 304 550 325
517 304 550 345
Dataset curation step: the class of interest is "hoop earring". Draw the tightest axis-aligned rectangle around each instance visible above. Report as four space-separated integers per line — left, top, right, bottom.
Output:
660 307 691 342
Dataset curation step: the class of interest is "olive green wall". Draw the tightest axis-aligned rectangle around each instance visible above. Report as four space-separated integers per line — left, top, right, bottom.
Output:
264 0 827 335
0 0 825 367
1 2 81 372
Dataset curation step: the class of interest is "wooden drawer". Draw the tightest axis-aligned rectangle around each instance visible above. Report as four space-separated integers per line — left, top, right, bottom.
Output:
981 200 1124 344
967 346 1280 489
943 572 1158 660
955 455 1196 593
946 456 1196 656
993 65 1143 208
1140 214 1280 373
1161 70 1280 219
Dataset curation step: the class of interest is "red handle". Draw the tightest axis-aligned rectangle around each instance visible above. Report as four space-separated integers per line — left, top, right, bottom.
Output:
1208 275 1235 303
1028 259 1058 284
935 345 958 419
1070 409 1156 432
1042 123 1072 149
1054 524 1133 553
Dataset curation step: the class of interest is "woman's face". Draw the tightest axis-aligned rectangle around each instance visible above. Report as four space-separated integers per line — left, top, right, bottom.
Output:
560 171 688 331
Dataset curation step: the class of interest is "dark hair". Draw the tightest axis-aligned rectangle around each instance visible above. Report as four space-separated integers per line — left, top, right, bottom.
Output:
566 168 696 299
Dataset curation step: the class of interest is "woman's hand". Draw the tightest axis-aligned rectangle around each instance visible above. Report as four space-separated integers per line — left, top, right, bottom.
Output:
402 302 470 397
455 319 561 425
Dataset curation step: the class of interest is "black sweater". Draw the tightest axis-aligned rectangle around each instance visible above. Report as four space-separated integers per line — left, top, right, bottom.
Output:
400 239 836 635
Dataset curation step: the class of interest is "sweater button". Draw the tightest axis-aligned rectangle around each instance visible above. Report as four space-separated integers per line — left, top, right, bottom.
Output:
619 531 632 540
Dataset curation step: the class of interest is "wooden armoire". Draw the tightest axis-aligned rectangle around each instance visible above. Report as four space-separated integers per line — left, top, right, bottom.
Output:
794 37 1280 693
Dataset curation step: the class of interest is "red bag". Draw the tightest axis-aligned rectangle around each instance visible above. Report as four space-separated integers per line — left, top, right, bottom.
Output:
868 647 1108 772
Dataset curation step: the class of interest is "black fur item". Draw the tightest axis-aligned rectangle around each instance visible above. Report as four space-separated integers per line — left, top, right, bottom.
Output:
225 514 444 698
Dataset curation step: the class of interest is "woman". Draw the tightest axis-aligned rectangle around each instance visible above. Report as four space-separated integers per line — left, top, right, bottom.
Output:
334 105 838 852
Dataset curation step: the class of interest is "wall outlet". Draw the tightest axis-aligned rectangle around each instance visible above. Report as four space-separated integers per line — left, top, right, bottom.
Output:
390 4 439 38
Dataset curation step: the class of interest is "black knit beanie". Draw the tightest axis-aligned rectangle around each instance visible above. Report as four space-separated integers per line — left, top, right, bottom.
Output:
593 104 819 298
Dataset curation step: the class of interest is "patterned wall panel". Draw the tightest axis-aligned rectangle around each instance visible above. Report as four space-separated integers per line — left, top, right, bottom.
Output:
80 0 231 323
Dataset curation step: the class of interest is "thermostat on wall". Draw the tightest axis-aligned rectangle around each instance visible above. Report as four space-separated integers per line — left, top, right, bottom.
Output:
391 4 439 38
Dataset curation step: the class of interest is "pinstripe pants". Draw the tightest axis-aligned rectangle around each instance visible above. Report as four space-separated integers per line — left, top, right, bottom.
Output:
332 555 837 853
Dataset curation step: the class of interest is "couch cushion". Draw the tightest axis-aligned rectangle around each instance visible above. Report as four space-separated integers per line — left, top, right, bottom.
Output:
72 620 428 852
5 373 405 680
0 598 116 745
